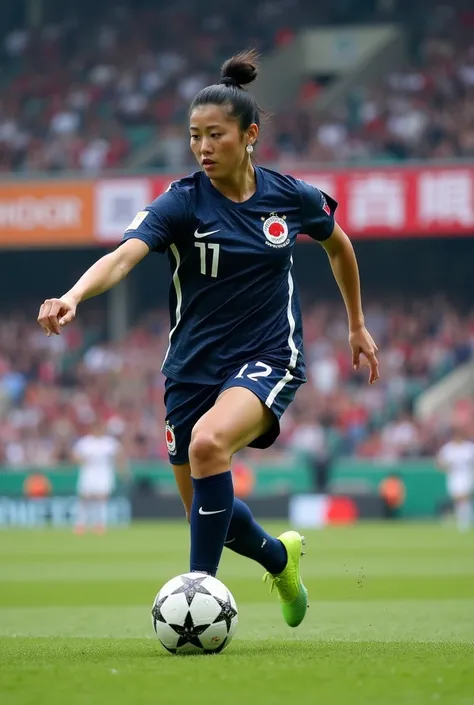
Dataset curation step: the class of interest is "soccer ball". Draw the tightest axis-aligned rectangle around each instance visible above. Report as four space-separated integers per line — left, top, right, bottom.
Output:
151 572 238 655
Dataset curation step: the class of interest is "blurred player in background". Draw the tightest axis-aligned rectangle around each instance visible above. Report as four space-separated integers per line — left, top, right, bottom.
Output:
436 426 474 532
72 420 127 535
37 50 379 628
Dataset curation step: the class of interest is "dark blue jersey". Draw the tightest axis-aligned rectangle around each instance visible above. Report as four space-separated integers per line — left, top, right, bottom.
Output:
122 166 337 384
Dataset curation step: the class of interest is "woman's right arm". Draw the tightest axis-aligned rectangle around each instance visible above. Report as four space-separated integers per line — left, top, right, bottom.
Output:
37 238 149 336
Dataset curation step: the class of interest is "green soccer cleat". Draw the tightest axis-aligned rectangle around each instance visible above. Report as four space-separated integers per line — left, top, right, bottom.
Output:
263 530 308 628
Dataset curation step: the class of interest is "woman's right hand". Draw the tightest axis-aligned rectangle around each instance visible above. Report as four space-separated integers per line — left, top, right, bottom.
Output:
37 296 77 336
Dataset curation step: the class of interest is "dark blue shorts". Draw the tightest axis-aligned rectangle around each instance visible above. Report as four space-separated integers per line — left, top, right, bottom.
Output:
164 359 306 465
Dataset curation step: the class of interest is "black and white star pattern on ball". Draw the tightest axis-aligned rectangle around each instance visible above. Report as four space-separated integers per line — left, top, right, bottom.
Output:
151 595 168 630
169 610 211 649
213 592 238 632
171 575 212 606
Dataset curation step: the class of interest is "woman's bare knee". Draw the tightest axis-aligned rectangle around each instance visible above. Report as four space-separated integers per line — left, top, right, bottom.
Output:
189 427 229 477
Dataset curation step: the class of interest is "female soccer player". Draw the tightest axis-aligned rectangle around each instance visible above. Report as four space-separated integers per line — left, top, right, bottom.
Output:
37 50 379 628
72 419 126 535
437 426 474 532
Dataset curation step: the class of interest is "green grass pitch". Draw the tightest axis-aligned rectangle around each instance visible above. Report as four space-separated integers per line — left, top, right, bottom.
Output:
1 521 473 704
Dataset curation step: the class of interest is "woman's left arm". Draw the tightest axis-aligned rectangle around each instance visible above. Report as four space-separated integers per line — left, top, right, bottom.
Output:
319 223 380 384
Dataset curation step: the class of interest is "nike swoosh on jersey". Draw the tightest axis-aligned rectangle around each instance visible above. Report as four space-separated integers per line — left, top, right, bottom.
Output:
194 228 220 238
199 507 227 515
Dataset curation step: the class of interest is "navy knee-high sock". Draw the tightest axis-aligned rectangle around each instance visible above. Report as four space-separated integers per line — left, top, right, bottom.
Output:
225 498 287 574
190 471 234 576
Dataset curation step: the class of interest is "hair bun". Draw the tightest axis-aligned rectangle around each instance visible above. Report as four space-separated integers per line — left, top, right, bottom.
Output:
220 76 239 88
220 49 259 88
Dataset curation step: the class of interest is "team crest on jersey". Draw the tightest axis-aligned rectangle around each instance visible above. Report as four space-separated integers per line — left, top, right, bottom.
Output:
165 421 177 455
262 213 289 248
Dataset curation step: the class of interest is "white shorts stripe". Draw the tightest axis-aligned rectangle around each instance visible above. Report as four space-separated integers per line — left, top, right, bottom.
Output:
265 369 294 408
161 243 182 369
287 257 299 368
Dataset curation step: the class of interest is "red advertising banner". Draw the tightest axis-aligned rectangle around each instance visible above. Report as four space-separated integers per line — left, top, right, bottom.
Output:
150 165 474 239
1 164 473 246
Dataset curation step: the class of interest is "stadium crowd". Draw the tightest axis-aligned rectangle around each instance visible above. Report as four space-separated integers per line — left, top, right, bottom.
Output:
284 10 474 164
0 297 472 468
277 49 474 165
1 0 473 172
0 0 321 173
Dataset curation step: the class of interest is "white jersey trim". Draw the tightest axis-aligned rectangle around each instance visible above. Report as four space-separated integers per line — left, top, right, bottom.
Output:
265 369 294 408
162 243 182 369
287 257 299 368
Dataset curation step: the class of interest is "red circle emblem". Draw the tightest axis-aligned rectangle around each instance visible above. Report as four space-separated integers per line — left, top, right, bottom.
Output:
269 222 285 238
263 215 288 246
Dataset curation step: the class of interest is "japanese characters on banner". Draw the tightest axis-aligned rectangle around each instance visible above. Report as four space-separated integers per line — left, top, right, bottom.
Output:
339 168 474 237
0 165 473 246
149 166 474 239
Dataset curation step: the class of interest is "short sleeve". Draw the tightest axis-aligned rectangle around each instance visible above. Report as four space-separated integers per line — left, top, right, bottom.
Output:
296 179 338 242
121 186 188 254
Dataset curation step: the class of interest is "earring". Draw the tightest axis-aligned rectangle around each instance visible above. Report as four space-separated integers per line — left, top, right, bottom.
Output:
246 144 254 154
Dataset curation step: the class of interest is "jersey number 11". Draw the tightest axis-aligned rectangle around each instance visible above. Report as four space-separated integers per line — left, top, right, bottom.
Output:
195 242 220 278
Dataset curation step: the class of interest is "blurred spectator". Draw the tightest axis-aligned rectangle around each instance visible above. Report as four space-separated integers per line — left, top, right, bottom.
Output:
288 417 332 492
380 411 421 461
23 472 52 498
379 472 406 519
232 459 256 498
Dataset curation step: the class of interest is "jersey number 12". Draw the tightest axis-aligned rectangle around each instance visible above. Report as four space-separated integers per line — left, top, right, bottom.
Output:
195 242 220 278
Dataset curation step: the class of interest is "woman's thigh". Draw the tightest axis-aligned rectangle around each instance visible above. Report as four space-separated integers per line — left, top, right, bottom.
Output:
191 386 274 457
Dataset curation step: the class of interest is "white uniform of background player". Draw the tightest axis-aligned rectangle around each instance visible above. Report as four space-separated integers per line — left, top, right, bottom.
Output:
72 422 124 533
437 430 474 532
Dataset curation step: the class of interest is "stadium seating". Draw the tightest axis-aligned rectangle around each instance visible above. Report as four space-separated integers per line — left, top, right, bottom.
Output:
1 0 473 171
0 299 471 467
0 0 315 172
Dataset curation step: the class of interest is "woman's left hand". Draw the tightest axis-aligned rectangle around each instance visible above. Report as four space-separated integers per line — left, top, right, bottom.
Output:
349 326 379 384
